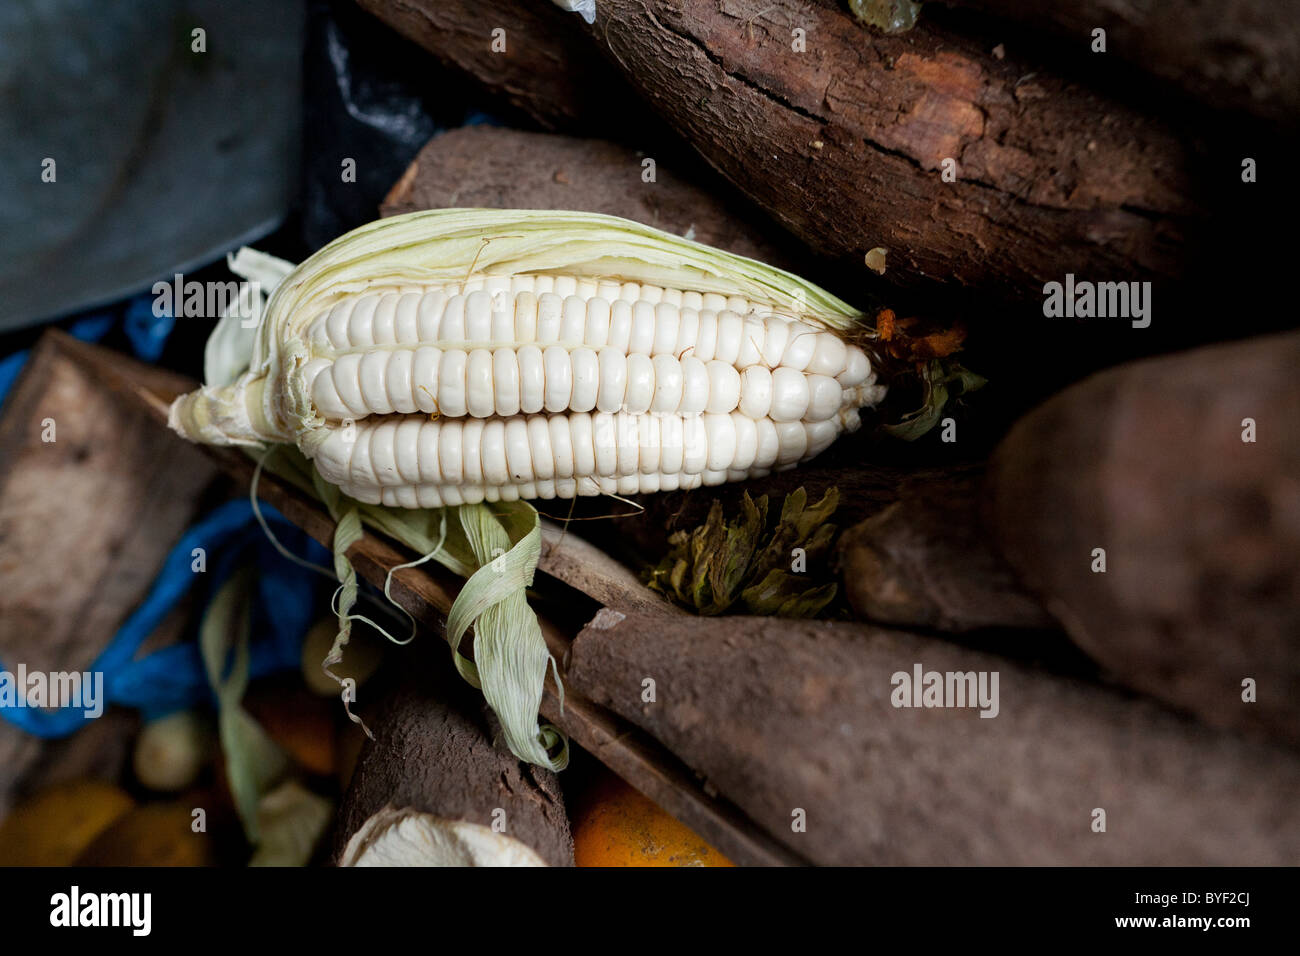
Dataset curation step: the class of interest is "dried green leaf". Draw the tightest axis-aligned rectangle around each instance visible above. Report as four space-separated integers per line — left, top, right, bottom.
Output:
801 522 840 563
668 557 689 598
199 569 289 843
716 492 765 602
739 568 838 618
749 487 839 586
254 445 568 771
885 358 986 440
691 502 727 612
776 583 838 618
646 486 840 619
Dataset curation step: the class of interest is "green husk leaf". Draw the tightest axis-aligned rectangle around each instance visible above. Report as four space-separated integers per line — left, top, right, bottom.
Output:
691 503 727 612
253 445 566 771
199 568 289 842
248 780 334 867
885 358 987 440
203 248 296 387
777 582 839 618
447 502 568 769
270 208 863 342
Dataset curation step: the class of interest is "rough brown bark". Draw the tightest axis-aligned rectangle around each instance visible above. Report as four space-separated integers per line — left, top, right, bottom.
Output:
987 331 1300 748
354 0 636 131
579 0 1199 299
333 667 574 866
363 0 1208 300
836 465 1052 631
567 609 1300 865
945 0 1300 124
537 519 683 618
380 125 797 270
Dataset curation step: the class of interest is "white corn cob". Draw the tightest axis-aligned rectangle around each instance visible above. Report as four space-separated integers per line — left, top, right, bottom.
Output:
168 209 887 508
289 282 881 506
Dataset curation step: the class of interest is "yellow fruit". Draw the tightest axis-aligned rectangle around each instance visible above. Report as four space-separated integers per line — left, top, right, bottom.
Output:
573 771 733 867
0 779 134 866
75 803 216 867
133 711 214 793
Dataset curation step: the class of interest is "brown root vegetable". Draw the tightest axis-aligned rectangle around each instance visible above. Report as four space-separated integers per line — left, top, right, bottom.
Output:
580 0 1199 297
837 466 1053 632
946 0 1300 125
336 721 367 793
987 331 1300 748
379 125 797 271
334 670 573 867
565 609 1300 865
355 0 637 132
366 0 1202 299
0 332 217 811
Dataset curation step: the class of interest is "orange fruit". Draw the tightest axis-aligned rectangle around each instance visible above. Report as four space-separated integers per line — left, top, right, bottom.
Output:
0 779 134 866
573 770 733 867
76 803 216 867
244 678 337 777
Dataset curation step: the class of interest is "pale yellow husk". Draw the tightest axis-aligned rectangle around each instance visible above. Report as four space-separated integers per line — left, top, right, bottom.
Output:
169 207 864 449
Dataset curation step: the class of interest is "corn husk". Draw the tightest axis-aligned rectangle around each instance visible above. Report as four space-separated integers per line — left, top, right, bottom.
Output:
170 208 865 449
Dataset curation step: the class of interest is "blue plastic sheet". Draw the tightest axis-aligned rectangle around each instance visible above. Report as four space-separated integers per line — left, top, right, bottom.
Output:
123 293 176 363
